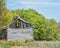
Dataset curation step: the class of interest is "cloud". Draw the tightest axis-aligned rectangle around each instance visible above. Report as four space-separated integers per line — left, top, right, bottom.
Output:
19 1 60 6
6 4 17 6
7 0 60 6
7 0 60 7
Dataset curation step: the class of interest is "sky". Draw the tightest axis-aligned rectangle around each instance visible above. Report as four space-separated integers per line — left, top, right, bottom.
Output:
6 0 60 22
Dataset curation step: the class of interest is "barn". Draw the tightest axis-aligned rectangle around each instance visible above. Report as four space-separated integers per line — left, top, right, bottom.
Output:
1 16 34 41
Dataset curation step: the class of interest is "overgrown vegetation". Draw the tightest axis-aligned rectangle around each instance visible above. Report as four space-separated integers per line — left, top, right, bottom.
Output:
10 9 58 41
0 0 60 41
0 41 60 48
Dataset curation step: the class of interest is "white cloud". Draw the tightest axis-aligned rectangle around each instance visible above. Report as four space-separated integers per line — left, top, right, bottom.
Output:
17 1 60 6
7 0 60 6
6 4 17 6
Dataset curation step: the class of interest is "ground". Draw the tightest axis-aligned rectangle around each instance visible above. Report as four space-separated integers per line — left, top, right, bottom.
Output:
0 40 60 48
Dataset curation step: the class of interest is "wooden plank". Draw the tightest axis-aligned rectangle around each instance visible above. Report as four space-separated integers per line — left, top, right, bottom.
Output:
7 28 33 41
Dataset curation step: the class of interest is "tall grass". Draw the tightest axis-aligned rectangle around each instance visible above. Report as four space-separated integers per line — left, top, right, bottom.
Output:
0 40 60 48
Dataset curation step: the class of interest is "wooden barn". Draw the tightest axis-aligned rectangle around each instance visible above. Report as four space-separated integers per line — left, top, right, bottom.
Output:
1 16 34 41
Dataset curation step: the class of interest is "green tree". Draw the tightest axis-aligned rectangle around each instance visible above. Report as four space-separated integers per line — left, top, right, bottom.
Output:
44 19 58 40
12 9 58 40
0 8 18 30
0 0 6 16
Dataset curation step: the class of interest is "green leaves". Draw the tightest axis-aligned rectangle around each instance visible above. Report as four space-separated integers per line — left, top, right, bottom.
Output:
0 8 58 41
0 0 6 16
12 9 58 40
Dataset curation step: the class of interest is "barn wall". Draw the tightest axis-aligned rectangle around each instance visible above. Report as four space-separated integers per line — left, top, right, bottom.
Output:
7 28 34 41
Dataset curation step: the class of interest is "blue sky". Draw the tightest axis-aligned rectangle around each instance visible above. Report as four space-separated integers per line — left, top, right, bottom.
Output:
6 0 60 22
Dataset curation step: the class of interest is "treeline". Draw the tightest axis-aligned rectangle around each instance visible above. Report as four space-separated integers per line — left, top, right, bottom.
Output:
12 9 58 41
0 0 60 41
0 8 60 41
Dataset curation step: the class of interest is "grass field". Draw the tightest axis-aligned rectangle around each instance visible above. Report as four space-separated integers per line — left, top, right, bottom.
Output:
0 40 60 48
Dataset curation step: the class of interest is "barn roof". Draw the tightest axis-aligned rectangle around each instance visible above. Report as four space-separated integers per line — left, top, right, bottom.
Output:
13 16 29 24
4 16 34 29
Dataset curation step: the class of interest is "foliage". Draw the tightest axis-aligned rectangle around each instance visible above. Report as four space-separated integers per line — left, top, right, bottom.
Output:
0 8 18 30
0 8 58 40
12 9 58 40
57 23 60 40
0 0 6 16
0 0 59 41
0 41 60 48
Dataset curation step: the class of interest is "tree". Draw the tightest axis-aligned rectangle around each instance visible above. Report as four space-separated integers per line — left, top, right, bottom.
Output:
44 19 58 40
0 8 18 30
12 9 58 40
0 0 6 16
0 8 58 41
57 23 60 40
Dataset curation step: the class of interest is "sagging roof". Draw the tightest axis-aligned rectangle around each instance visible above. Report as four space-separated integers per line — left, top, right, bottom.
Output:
6 16 34 28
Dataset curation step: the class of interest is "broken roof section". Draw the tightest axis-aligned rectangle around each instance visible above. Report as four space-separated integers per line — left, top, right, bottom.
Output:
6 16 34 29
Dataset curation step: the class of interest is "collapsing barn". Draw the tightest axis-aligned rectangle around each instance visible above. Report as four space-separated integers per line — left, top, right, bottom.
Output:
1 16 34 41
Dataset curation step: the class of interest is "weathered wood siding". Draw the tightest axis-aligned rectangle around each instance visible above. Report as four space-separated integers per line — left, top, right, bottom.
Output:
7 28 34 41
